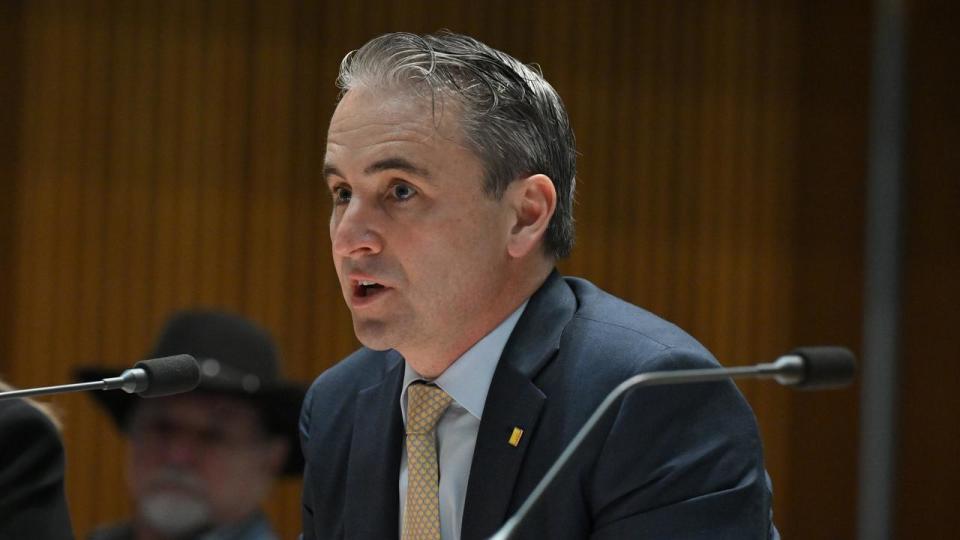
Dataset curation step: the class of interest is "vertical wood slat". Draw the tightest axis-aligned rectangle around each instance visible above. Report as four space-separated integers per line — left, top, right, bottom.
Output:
99 0 130 373
0 0 23 375
244 0 294 328
789 2 871 538
196 0 227 308
245 0 302 523
5 2 865 538
285 0 331 385
897 1 960 536
150 0 184 324
174 0 205 309
749 2 799 531
217 0 255 314
14 0 58 388
53 0 83 417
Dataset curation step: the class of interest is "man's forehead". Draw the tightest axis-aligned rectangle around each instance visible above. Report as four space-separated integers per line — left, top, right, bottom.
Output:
327 87 467 146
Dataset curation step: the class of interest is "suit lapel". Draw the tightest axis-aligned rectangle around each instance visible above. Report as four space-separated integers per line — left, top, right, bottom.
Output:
460 271 577 539
343 353 405 539
460 362 546 540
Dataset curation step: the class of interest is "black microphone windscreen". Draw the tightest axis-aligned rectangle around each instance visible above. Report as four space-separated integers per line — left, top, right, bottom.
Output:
790 346 857 389
134 354 201 397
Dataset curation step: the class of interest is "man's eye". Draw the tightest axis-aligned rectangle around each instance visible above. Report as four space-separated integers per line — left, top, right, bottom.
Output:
332 186 352 204
391 183 416 201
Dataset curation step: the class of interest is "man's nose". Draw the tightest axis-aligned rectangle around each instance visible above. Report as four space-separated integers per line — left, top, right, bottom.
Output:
155 432 204 466
331 199 384 258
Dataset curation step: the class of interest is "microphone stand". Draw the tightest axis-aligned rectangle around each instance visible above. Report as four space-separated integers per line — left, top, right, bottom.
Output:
0 370 148 401
0 354 199 402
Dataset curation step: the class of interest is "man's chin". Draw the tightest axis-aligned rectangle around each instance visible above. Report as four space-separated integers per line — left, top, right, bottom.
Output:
352 319 400 351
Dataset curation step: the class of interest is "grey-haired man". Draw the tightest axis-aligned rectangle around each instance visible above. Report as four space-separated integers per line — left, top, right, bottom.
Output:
301 31 777 539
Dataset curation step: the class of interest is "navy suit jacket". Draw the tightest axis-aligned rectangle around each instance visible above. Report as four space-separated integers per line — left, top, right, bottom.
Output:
301 272 776 539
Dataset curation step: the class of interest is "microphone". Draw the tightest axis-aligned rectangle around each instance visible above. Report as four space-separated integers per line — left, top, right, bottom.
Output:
489 346 856 540
0 354 201 402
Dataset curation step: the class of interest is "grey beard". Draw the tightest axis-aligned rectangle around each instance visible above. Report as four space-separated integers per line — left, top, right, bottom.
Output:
139 492 212 538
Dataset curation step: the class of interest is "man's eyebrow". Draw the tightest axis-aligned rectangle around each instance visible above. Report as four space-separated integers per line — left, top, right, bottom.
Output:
363 157 431 179
323 164 342 181
323 158 431 183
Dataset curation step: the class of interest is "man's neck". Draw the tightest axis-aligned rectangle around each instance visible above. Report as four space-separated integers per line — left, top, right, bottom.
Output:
401 264 552 378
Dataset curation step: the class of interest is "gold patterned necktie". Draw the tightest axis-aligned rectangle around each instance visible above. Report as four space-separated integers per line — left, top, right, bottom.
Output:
403 382 453 540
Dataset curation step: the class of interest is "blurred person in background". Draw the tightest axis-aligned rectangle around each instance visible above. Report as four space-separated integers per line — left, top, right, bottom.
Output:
0 381 74 540
77 310 305 540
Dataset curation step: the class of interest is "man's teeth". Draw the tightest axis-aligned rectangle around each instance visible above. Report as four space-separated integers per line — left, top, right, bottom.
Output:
359 280 377 287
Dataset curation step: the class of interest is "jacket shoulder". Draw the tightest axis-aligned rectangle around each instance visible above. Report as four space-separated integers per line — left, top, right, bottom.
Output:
300 347 402 435
306 348 398 397
563 276 717 373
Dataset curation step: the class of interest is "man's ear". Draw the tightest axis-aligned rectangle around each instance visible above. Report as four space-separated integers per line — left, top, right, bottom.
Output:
506 174 557 259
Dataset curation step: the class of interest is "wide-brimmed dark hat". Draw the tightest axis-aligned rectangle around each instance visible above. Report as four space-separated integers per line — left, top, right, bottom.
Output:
75 310 306 475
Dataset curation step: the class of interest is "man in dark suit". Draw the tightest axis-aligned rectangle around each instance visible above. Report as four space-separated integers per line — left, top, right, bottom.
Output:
0 387 74 540
301 31 777 539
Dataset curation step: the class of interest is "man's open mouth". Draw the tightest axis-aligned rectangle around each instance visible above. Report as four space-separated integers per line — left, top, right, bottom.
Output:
354 280 386 298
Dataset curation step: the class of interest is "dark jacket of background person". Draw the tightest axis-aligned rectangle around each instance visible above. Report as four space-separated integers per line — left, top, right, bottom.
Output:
0 395 74 540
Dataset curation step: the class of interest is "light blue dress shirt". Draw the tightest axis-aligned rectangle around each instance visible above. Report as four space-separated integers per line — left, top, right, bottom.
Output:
398 301 528 540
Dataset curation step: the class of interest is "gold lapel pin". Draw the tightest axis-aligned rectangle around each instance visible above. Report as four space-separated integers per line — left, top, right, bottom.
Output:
508 427 524 447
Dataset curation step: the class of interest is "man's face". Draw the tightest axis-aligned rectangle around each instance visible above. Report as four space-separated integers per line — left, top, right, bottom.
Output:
325 88 519 366
126 394 285 535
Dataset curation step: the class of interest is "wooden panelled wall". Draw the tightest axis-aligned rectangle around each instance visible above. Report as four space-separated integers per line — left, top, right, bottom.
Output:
0 1 880 538
898 1 960 537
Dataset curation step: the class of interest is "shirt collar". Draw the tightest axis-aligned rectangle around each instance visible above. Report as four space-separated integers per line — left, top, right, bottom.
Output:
401 300 528 422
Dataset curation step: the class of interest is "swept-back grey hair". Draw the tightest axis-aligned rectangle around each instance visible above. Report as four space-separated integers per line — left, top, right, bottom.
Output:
336 31 577 259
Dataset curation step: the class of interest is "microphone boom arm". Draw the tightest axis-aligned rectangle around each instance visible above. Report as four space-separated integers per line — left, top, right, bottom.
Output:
0 368 149 401
0 354 198 402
